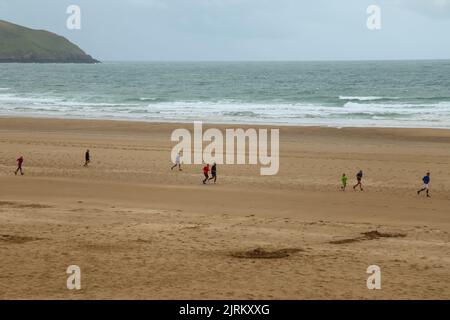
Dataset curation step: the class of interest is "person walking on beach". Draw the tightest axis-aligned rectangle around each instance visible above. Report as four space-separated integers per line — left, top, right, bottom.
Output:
202 164 210 184
341 173 347 191
171 152 182 171
417 172 431 198
15 156 24 175
353 170 363 191
209 162 217 184
84 149 90 167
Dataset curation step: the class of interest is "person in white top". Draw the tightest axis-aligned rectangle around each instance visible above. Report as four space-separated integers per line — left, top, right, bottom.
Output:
171 152 182 171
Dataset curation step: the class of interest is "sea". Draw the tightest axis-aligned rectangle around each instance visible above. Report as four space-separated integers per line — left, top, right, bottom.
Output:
1 60 450 128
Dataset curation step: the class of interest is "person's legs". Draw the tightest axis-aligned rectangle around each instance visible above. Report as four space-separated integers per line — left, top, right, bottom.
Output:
171 164 177 170
203 173 208 184
178 164 182 171
418 184 429 196
354 179 363 190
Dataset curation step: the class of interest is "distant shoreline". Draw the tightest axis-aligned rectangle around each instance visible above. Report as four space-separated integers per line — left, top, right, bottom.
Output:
0 60 100 64
2 59 449 64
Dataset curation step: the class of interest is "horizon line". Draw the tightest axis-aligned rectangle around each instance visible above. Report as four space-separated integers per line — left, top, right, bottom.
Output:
95 58 450 63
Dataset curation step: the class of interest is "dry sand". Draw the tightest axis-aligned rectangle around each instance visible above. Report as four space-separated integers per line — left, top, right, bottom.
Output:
0 117 449 299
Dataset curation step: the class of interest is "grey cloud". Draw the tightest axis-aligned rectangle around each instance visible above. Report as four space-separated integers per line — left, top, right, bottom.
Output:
0 0 449 60
391 0 450 19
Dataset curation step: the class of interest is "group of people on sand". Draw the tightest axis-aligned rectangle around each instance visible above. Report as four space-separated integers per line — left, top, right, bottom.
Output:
12 150 431 196
202 162 217 184
13 150 91 175
170 152 218 184
340 170 364 191
340 170 431 197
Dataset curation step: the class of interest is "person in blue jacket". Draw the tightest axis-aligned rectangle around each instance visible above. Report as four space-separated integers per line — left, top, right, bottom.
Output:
417 172 431 198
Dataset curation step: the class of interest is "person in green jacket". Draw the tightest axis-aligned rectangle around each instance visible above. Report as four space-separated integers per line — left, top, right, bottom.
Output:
341 173 348 191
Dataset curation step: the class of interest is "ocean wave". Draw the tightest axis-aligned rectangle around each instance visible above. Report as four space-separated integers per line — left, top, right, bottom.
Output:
339 95 450 104
0 93 140 107
343 101 450 111
339 96 398 101
1 93 450 128
139 97 161 102
222 111 259 117
124 97 167 103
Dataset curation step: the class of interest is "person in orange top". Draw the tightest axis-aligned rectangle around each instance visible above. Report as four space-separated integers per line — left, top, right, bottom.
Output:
202 164 210 184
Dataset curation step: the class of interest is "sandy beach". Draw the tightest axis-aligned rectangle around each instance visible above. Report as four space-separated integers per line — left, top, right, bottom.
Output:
0 117 449 299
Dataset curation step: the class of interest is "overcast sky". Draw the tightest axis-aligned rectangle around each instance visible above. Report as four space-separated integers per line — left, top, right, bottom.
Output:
1 0 450 61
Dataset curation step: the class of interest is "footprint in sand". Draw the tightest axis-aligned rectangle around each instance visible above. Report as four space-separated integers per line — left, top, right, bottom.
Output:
0 234 44 244
230 247 303 259
0 201 52 209
329 230 406 245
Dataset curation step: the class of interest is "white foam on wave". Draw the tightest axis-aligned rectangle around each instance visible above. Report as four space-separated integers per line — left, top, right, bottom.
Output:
339 96 397 101
1 93 450 128
0 93 60 104
0 93 139 107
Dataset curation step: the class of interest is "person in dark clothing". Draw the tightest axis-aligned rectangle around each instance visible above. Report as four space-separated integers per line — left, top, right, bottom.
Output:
84 149 90 167
209 162 217 183
15 156 24 175
417 172 431 198
353 170 363 191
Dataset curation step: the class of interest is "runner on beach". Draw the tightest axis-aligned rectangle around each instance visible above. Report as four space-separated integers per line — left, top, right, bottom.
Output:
15 156 24 175
209 162 217 183
341 173 347 191
171 152 182 171
202 164 210 184
84 149 90 167
417 172 431 198
353 170 363 191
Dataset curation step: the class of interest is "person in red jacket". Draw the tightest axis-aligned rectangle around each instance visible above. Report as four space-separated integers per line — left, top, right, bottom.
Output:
202 164 210 184
15 156 24 175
